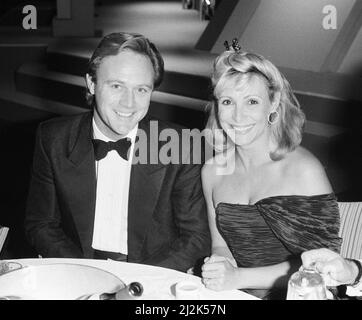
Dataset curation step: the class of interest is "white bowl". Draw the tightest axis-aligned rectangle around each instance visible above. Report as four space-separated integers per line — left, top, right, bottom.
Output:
0 263 125 300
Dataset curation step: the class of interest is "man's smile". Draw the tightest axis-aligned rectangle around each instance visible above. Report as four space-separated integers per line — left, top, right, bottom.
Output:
115 110 134 118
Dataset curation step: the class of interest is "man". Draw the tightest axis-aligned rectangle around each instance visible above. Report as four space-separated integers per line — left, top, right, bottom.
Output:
24 32 211 272
302 248 361 297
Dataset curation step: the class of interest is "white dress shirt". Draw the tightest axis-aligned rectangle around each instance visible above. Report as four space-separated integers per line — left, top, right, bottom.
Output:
91 119 137 255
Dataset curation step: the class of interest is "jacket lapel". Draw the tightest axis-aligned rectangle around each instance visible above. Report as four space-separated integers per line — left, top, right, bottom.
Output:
67 112 97 258
127 118 167 261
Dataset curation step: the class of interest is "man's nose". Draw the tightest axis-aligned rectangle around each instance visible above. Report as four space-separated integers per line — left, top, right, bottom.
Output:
121 89 134 108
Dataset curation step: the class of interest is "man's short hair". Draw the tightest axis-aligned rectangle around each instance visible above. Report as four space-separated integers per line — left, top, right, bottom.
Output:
85 32 164 105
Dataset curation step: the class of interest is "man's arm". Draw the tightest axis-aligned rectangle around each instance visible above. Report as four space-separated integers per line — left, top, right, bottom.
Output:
142 162 211 272
301 248 362 296
25 124 83 258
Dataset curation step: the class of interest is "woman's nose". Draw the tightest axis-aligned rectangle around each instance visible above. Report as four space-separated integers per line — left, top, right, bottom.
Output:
233 104 245 122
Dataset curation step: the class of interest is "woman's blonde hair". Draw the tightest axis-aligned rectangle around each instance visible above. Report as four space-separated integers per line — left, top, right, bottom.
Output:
205 50 305 160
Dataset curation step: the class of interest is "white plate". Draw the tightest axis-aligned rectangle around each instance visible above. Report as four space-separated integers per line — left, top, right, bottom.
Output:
0 263 125 300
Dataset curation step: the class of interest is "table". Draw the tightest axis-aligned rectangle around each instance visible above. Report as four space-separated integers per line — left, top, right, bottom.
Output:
2 258 259 300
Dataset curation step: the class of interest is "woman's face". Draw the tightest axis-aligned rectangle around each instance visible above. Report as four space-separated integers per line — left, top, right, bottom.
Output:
217 74 275 148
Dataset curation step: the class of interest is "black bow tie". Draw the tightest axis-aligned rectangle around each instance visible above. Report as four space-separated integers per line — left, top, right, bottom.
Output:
92 138 132 161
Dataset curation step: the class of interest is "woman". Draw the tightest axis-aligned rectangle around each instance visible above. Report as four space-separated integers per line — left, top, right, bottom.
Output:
201 48 342 299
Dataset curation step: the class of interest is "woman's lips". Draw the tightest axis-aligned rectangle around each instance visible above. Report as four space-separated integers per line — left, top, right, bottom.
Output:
232 124 255 134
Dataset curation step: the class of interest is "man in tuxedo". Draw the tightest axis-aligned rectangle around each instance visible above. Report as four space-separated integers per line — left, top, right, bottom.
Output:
24 32 211 272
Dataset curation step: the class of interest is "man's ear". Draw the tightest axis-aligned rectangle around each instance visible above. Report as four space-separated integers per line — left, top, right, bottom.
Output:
86 74 95 95
272 91 281 112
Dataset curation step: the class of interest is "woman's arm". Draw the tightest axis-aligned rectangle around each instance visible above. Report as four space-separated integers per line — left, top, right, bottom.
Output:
201 164 234 262
202 257 300 291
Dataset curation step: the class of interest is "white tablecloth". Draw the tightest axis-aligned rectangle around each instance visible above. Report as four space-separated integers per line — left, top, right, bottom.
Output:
5 258 259 300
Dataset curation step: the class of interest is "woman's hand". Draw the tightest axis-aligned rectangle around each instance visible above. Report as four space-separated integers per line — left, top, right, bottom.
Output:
201 254 240 291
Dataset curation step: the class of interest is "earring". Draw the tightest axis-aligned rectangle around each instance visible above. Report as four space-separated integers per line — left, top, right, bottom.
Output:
268 111 279 125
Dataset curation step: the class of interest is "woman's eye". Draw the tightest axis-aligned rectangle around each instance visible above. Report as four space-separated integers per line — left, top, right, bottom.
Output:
248 99 258 105
221 99 232 105
138 87 148 94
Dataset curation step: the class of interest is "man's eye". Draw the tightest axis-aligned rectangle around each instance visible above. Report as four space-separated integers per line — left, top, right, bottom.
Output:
248 99 258 105
111 84 121 89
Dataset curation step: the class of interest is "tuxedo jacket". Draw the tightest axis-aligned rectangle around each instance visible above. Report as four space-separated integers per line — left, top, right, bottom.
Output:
25 111 211 272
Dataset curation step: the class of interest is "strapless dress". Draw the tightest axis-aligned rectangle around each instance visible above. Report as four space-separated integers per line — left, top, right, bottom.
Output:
215 193 342 299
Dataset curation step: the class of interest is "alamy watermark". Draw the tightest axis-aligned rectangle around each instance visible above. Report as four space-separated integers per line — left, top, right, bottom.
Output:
118 121 237 176
21 4 338 31
22 5 37 30
322 5 337 30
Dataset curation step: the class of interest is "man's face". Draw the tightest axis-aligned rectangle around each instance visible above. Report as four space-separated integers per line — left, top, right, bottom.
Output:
86 50 154 139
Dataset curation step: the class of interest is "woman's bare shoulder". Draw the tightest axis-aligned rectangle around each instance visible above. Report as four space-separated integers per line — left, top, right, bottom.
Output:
287 147 323 167
202 152 232 189
283 146 333 195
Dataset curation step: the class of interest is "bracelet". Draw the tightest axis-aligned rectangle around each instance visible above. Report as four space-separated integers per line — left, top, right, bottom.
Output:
347 259 362 287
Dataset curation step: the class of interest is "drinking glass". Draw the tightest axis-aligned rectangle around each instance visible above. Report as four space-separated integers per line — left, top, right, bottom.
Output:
286 268 327 300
